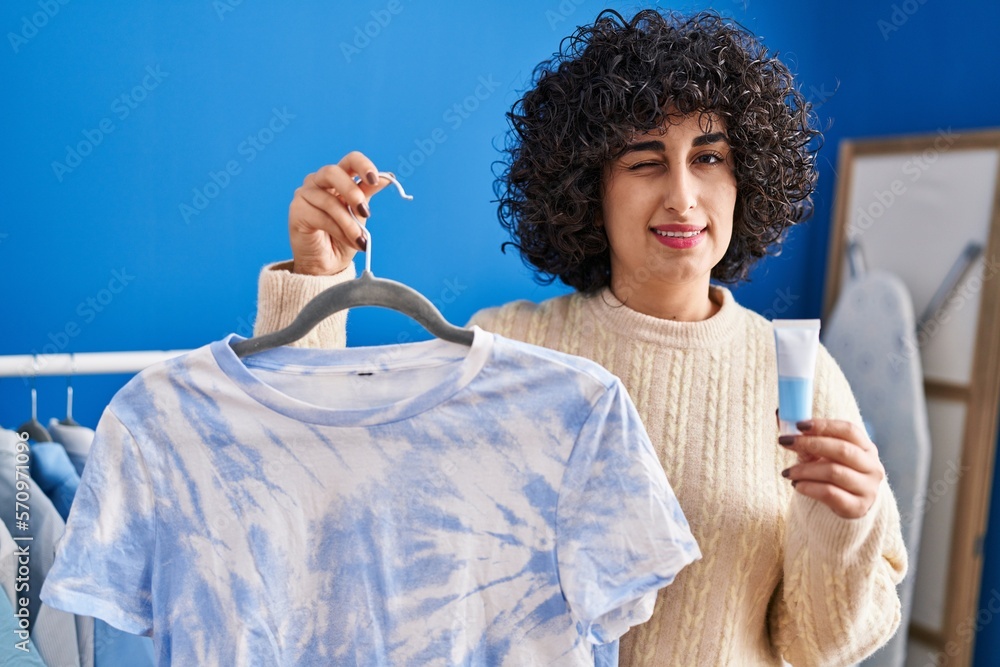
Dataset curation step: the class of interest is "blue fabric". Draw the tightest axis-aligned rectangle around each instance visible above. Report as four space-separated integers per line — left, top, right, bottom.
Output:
0 592 47 666
593 639 619 667
29 437 156 666
0 431 67 630
0 429 82 666
47 420 94 477
42 329 699 666
95 619 156 666
30 442 80 521
67 451 88 477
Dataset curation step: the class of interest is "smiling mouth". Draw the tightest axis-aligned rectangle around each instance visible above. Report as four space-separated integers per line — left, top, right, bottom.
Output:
653 229 704 238
650 226 707 249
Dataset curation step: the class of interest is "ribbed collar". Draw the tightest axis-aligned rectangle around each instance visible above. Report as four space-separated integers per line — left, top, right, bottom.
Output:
582 285 746 349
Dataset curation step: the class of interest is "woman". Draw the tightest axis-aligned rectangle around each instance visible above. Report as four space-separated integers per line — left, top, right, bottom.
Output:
252 9 906 666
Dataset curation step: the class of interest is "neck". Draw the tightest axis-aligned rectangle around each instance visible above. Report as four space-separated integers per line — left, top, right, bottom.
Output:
609 275 719 322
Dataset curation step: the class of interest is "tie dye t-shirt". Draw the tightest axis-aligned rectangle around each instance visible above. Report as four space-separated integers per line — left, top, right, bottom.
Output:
41 327 700 666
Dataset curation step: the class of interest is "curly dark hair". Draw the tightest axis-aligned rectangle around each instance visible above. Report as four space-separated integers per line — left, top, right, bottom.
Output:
494 8 821 292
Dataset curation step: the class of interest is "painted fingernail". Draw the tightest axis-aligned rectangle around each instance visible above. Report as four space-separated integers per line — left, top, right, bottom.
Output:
356 234 367 251
357 201 371 218
796 420 814 432
778 435 796 446
781 468 791 478
792 480 799 488
365 170 379 185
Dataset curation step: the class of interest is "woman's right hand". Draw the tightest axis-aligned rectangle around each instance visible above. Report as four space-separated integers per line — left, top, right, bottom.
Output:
288 151 394 275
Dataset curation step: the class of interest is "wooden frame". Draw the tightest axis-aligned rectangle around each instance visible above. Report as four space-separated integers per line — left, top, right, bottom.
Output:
825 129 1000 667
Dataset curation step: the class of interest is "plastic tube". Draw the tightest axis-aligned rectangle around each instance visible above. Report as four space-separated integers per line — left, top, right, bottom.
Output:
773 319 821 436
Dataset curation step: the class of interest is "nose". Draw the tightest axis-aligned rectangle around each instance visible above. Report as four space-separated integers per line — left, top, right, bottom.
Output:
662 167 697 214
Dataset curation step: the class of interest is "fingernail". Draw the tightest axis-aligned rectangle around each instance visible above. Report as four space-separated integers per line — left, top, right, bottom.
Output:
356 234 367 251
778 435 796 446
365 170 379 185
792 480 799 488
796 420 814 432
781 468 791 478
357 201 371 218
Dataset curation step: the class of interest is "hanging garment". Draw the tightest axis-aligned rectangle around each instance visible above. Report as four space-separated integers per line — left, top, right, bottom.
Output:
41 328 700 666
30 441 79 520
0 522 49 666
0 428 84 667
27 440 95 667
0 587 48 666
823 269 932 667
47 420 94 476
25 431 156 667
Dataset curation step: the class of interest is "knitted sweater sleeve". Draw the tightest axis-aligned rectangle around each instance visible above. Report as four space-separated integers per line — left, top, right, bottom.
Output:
252 260 356 348
769 346 909 666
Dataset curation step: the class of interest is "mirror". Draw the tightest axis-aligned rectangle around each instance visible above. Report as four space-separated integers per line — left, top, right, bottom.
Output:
824 129 1000 666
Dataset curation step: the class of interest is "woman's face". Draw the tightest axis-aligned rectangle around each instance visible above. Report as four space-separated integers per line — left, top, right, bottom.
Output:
600 112 737 295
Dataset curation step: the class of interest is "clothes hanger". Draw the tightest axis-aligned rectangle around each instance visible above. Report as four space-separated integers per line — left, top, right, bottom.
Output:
17 355 53 442
915 241 983 333
59 353 80 426
846 239 868 279
231 172 474 358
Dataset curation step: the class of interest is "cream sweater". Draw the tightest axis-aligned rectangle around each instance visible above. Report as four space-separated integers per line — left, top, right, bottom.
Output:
254 261 908 667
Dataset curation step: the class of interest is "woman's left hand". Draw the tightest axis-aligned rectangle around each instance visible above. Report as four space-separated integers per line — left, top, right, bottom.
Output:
779 419 885 519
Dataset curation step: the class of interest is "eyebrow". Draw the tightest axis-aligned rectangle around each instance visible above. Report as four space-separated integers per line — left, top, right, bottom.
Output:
693 132 730 147
619 132 730 156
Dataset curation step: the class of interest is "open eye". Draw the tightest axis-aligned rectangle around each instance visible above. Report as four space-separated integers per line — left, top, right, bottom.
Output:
696 152 725 165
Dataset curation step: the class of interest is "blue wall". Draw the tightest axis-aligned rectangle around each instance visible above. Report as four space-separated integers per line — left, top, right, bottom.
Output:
1 0 838 428
2 0 999 662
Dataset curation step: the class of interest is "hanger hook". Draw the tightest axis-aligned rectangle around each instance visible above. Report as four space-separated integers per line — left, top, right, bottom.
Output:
67 352 77 421
30 354 39 421
360 226 373 275
346 171 413 277
352 171 413 200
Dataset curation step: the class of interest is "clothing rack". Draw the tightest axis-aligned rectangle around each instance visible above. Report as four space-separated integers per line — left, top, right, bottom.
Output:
0 350 192 378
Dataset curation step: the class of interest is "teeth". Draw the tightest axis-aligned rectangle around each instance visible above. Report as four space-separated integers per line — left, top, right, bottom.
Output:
654 230 702 238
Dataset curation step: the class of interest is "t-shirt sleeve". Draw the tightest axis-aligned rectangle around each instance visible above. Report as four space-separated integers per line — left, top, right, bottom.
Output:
39 406 156 636
555 380 701 644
